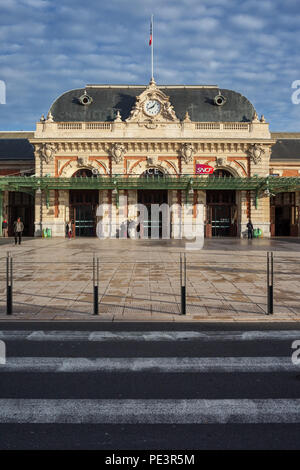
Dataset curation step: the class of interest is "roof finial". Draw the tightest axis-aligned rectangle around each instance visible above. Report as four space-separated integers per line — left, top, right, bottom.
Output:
114 110 122 122
46 111 54 122
183 111 191 122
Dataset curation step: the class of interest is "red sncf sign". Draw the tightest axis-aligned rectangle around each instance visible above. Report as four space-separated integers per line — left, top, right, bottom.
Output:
195 164 214 175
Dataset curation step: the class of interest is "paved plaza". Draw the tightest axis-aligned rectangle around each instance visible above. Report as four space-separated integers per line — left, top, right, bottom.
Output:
0 237 300 321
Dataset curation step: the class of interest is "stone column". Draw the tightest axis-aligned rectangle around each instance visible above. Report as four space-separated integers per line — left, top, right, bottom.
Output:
0 190 3 237
239 191 249 238
195 190 205 239
34 189 43 237
296 191 300 235
170 190 180 239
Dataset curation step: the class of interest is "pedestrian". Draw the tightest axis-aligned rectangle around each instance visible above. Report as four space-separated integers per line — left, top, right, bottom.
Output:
66 220 72 239
2 218 8 237
13 217 24 245
247 219 254 239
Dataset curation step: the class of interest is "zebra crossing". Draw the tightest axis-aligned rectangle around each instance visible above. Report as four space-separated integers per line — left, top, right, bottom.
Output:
0 327 300 447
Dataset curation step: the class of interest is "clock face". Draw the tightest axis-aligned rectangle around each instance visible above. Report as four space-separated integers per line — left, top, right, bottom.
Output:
144 99 161 116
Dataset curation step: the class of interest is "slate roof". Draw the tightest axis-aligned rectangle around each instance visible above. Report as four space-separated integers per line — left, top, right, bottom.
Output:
49 85 256 123
0 132 34 160
271 138 300 160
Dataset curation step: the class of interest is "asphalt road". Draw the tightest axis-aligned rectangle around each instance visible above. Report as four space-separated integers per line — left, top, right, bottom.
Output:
0 322 300 450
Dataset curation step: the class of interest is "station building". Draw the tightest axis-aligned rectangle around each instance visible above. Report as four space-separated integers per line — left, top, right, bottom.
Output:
1 79 300 238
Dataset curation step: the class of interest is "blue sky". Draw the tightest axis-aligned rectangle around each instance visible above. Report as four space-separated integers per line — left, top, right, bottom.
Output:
0 0 300 131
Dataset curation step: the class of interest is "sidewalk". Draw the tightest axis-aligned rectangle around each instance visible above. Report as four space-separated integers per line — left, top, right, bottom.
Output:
0 237 300 322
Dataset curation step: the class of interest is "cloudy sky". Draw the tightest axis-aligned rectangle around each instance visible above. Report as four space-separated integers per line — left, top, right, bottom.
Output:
0 0 300 131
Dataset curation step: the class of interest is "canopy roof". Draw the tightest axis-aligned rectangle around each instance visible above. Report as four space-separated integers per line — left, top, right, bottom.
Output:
0 175 299 193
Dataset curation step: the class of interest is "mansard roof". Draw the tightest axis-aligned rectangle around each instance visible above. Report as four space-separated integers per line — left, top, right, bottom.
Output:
0 132 34 160
49 85 256 123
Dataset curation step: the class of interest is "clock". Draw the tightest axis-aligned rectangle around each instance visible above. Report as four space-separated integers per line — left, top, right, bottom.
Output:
144 99 161 116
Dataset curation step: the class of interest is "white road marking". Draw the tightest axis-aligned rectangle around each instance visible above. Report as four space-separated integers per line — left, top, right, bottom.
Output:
0 399 300 423
0 356 297 373
0 330 299 342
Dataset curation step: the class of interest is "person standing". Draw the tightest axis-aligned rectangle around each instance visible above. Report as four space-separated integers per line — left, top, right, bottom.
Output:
13 217 24 245
66 220 72 239
247 220 254 239
2 218 8 237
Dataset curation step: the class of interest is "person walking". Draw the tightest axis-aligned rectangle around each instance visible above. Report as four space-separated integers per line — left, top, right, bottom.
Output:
2 218 8 237
13 217 24 245
247 219 254 239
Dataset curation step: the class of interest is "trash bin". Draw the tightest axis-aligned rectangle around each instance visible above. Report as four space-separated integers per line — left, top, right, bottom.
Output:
253 228 262 238
46 228 52 238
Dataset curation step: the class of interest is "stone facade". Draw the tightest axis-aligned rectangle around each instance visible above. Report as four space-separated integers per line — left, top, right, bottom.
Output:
1 81 300 238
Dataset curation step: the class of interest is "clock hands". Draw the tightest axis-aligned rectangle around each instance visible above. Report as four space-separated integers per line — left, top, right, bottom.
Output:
145 100 160 115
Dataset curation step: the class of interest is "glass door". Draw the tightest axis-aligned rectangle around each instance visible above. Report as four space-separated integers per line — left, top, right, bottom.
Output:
74 205 95 237
211 205 231 237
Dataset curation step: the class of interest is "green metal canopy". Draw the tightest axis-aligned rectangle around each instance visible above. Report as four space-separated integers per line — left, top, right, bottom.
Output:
1 175 300 192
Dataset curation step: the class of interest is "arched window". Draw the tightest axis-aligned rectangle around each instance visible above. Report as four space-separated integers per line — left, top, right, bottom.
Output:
140 168 165 178
211 169 233 178
72 169 96 178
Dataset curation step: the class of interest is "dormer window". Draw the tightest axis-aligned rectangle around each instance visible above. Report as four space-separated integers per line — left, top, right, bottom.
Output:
78 91 93 106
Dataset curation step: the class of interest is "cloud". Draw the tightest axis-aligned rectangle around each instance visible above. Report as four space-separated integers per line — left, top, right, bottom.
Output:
0 0 299 131
231 14 266 30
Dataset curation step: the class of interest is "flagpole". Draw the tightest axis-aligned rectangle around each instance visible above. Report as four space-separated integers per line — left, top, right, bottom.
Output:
151 14 154 80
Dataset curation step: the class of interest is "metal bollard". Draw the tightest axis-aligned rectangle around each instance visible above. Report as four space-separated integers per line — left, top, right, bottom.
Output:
267 252 274 315
6 252 13 315
180 253 186 315
93 255 99 315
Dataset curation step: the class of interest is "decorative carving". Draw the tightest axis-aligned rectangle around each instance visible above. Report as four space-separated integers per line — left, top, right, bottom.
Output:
260 114 265 123
145 123 158 129
161 101 177 121
248 144 265 164
127 98 140 121
181 143 195 164
111 143 126 164
40 143 55 164
126 78 179 123
215 156 227 167
146 155 159 167
77 155 93 168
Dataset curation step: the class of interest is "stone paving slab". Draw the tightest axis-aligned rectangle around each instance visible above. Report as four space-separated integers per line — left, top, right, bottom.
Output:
0 237 300 321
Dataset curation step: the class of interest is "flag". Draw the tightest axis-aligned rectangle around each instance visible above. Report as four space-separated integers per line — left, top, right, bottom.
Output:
149 18 152 46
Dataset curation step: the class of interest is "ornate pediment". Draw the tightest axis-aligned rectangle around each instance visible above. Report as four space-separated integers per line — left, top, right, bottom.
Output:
126 78 179 124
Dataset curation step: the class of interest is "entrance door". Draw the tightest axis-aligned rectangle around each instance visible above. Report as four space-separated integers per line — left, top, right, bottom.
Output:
8 192 34 236
271 192 298 237
211 205 231 237
137 190 168 238
70 190 98 237
74 205 95 237
206 190 237 237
